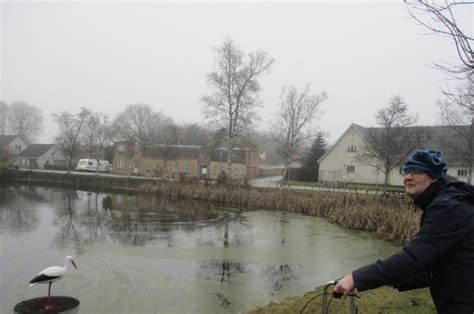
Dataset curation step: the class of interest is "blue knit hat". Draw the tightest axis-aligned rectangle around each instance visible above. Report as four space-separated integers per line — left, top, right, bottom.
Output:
403 149 448 179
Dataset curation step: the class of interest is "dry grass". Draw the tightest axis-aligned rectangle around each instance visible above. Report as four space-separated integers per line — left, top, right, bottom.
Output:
138 181 420 245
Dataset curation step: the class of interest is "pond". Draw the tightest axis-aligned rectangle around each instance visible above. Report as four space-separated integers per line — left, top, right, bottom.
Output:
0 186 399 313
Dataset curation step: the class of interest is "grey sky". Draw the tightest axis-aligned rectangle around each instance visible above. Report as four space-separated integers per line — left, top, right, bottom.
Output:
1 1 471 144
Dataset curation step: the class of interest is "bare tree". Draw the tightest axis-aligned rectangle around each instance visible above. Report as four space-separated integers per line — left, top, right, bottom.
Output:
113 104 156 144
437 77 473 182
153 120 180 178
405 0 473 76
82 112 114 173
271 83 327 182
179 123 213 147
0 101 8 135
149 115 177 145
53 107 92 172
202 38 274 175
356 95 427 188
113 104 175 176
6 101 43 143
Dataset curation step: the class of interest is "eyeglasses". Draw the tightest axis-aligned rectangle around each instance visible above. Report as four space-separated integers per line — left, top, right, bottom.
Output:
401 171 424 178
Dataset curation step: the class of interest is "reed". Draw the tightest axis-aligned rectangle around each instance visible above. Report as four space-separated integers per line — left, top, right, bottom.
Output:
138 181 419 245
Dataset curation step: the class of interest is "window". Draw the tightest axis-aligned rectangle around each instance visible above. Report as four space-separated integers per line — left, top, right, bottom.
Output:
347 145 357 152
458 169 468 177
173 160 179 173
15 144 22 152
184 163 191 174
346 165 355 173
117 145 125 152
117 159 123 169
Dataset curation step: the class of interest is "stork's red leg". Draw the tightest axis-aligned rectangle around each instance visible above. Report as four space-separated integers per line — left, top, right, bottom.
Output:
44 282 54 311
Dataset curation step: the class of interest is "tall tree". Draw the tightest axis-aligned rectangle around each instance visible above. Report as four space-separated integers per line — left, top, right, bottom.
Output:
82 112 114 172
6 101 43 143
437 77 473 182
405 0 473 76
53 107 92 172
0 101 8 135
179 123 212 146
300 132 328 182
149 115 177 145
113 104 156 144
202 38 274 175
113 104 174 144
406 1 473 181
113 104 174 176
271 83 327 182
356 95 427 188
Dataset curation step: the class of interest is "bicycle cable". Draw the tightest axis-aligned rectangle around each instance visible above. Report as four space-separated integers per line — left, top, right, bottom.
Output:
300 291 361 314
299 292 328 314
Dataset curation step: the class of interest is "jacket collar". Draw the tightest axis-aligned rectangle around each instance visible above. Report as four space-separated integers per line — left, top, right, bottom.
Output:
414 179 446 210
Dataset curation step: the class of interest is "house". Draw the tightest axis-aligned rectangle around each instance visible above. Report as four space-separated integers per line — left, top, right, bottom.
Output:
112 142 258 180
140 145 201 179
15 144 66 169
112 141 144 176
236 148 260 179
208 148 246 180
0 135 28 168
318 123 472 186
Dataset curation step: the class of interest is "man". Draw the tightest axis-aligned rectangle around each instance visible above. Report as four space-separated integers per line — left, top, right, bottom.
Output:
334 149 474 314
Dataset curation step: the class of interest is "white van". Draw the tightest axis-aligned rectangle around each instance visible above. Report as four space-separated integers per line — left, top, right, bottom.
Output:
75 159 111 173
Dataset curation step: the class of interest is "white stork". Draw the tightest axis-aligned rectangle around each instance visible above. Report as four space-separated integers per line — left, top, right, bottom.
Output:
29 256 78 310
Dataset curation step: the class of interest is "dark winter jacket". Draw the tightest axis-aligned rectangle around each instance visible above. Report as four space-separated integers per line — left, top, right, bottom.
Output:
352 180 474 314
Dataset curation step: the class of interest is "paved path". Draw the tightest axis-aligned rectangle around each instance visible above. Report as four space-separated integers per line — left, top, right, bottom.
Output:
249 175 283 188
249 175 402 195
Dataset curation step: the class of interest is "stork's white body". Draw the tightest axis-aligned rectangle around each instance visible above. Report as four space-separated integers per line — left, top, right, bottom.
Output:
29 256 78 310
29 265 67 287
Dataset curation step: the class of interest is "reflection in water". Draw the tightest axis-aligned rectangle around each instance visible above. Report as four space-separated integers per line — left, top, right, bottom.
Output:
0 185 400 314
197 259 302 300
198 260 247 284
27 187 235 247
0 186 237 248
0 186 40 233
262 264 300 296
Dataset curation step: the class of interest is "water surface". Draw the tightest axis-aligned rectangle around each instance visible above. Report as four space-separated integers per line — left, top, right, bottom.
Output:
0 186 398 313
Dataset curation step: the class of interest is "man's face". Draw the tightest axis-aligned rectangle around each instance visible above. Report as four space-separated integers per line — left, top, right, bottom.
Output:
403 171 438 199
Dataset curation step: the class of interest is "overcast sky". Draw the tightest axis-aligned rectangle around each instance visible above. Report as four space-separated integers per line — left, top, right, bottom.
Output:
1 1 471 144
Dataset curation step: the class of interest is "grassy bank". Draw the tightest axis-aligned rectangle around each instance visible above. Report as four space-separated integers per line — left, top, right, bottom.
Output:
249 286 435 314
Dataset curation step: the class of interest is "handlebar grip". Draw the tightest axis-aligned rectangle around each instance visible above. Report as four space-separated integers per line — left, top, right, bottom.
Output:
332 291 343 299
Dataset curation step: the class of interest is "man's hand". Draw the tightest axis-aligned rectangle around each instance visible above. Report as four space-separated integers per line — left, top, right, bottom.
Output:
334 274 355 298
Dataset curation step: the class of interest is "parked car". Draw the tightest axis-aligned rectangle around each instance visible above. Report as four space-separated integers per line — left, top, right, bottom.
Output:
75 159 111 173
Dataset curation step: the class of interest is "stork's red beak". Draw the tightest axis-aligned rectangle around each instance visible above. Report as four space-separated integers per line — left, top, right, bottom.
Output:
72 260 78 269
